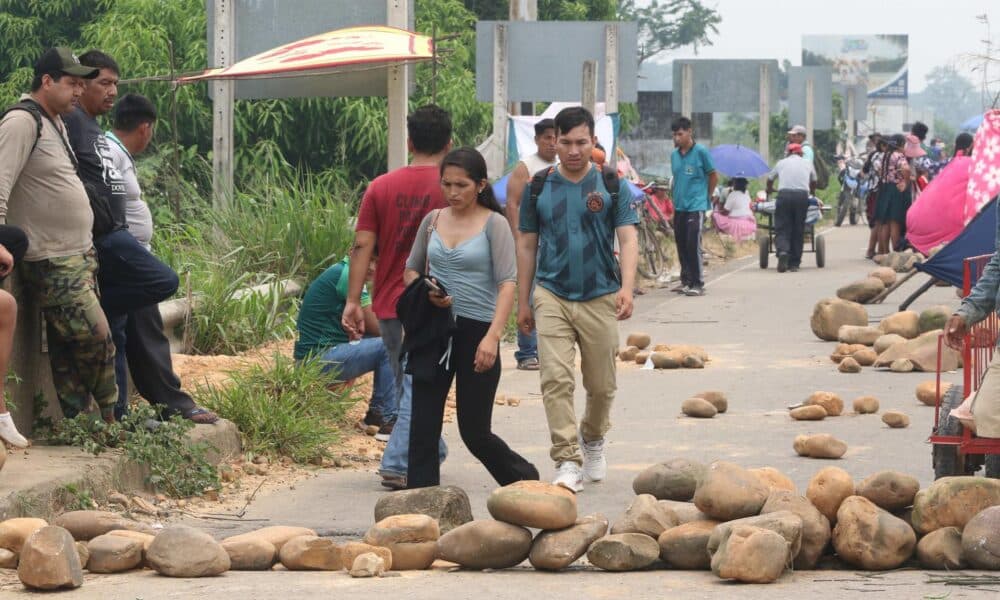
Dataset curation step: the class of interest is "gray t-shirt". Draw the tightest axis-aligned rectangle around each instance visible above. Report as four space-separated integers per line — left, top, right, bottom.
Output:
407 210 516 323
768 155 816 192
104 132 152 250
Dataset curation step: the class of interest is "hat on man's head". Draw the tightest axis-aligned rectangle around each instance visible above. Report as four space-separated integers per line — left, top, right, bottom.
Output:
34 47 99 79
786 143 803 155
787 125 807 136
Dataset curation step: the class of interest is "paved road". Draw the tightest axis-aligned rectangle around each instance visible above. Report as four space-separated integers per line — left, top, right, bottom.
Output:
12 225 997 599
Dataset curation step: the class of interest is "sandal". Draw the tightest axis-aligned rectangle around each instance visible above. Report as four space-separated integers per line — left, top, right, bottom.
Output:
517 357 540 371
183 406 220 424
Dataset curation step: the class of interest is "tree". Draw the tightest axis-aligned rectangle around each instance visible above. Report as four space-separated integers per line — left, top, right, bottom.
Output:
911 65 979 130
618 0 720 65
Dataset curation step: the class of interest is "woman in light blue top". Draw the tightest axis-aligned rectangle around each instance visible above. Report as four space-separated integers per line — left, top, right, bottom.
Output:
403 147 539 488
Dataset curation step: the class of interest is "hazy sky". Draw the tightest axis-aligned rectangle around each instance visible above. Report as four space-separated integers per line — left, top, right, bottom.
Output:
650 0 999 93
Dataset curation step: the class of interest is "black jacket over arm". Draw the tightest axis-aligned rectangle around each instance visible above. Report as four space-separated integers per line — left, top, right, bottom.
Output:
397 275 457 383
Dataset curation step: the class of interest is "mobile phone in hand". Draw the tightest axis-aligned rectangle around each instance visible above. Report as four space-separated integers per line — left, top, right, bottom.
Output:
423 277 443 294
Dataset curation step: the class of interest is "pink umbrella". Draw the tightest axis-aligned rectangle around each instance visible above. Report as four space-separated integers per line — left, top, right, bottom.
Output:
964 109 1000 224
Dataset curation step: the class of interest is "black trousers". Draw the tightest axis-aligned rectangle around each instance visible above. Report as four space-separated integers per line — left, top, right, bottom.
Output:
408 316 539 488
95 229 179 318
774 190 809 267
673 210 704 288
112 303 196 419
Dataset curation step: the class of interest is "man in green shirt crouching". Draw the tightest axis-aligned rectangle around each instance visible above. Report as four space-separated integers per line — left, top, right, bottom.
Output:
295 255 396 441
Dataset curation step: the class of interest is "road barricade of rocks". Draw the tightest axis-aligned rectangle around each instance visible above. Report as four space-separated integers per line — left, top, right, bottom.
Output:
811 290 960 374
2 461 999 589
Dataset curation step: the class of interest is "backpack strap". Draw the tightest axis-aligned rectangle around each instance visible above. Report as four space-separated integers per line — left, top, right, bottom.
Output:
529 166 555 202
1 100 44 155
601 165 620 203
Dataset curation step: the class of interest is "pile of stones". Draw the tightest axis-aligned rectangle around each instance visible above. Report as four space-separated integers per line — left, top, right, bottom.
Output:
811 295 959 373
2 465 998 589
619 332 710 370
369 461 1000 583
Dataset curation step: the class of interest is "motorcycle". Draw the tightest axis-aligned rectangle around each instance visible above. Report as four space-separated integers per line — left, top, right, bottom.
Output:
835 156 868 227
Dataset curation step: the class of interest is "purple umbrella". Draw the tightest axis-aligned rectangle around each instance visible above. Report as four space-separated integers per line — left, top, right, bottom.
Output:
709 144 770 178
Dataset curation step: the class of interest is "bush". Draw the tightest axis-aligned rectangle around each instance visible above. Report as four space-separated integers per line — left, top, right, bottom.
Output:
153 168 357 355
195 354 353 463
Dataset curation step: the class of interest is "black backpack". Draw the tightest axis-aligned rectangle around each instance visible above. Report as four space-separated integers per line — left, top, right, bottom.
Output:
1 100 44 153
1 99 116 238
528 164 621 205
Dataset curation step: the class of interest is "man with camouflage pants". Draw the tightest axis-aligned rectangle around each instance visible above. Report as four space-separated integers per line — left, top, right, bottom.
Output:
0 48 117 421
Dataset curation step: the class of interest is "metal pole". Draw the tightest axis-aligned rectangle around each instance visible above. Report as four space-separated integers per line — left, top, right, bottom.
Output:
582 60 598 117
510 0 537 116
211 0 235 209
846 88 856 149
681 63 693 119
509 0 537 20
386 0 408 170
759 63 770 162
490 23 509 177
604 24 619 168
805 77 815 146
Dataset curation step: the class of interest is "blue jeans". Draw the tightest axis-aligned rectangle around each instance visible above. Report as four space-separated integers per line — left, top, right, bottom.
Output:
318 337 397 422
378 318 446 477
514 284 537 362
110 314 129 420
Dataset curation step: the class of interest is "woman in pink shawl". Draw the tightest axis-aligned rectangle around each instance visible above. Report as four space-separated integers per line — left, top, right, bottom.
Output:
906 152 972 254
712 177 757 241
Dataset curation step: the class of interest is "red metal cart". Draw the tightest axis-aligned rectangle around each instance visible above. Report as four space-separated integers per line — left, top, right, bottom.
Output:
931 254 1000 479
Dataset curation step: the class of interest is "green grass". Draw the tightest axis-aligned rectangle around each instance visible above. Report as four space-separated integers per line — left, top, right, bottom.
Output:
196 354 353 463
153 169 357 355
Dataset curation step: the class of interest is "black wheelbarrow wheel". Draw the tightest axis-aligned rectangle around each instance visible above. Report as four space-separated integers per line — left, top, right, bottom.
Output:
933 384 981 479
815 234 826 268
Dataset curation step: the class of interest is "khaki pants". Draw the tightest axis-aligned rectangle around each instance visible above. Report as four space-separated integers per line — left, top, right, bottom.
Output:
534 285 619 465
971 353 1000 437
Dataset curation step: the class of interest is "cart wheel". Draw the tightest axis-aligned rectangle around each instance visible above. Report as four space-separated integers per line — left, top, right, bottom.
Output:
986 455 1000 479
758 235 769 269
815 234 826 268
933 385 980 479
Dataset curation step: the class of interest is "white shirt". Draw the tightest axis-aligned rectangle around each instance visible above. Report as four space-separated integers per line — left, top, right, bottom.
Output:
723 190 753 218
520 152 557 177
105 132 153 250
768 155 817 192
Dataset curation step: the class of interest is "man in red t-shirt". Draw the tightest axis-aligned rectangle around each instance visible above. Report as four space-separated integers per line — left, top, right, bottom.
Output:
343 105 452 489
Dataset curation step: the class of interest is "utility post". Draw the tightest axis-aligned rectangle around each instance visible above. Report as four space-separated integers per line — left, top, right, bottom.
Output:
605 23 619 168
386 0 408 170
490 23 509 177
211 0 235 209
582 60 598 117
759 63 770 162
509 0 537 116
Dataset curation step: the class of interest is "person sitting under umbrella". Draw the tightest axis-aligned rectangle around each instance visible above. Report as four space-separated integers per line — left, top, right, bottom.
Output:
712 177 756 242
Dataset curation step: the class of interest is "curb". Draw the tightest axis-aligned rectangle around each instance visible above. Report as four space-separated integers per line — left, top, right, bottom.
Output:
0 419 241 521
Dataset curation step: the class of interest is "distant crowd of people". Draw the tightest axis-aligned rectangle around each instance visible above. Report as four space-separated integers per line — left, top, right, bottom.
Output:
862 124 973 259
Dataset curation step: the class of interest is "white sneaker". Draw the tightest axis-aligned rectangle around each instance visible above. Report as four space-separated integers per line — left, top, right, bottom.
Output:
581 437 607 482
552 461 583 492
0 412 29 448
